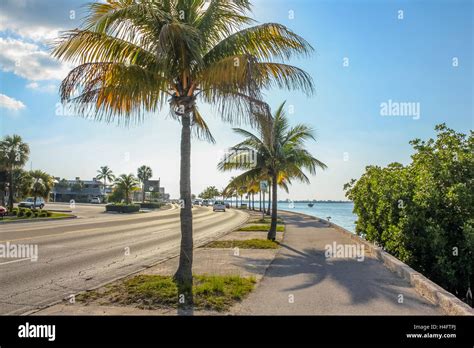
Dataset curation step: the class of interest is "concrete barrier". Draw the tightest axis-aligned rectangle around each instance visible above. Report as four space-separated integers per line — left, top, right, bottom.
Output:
323 217 474 316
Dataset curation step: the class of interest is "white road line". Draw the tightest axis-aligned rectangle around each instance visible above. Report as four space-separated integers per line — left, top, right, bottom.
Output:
0 258 31 266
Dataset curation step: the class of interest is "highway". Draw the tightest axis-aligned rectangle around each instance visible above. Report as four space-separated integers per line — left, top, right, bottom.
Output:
0 204 248 315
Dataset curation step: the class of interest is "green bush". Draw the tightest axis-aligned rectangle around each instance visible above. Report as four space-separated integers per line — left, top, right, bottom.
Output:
11 208 18 216
24 209 33 218
345 124 474 306
139 202 163 210
17 209 25 217
39 211 48 218
46 210 52 217
105 204 140 213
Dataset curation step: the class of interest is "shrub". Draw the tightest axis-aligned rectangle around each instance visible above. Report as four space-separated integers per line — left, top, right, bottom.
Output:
39 211 48 218
46 210 52 217
139 202 163 210
24 209 33 218
11 208 18 216
17 209 25 217
105 204 140 213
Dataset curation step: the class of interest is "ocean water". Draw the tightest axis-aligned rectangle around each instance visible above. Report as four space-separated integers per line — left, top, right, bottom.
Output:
226 200 357 233
277 202 357 233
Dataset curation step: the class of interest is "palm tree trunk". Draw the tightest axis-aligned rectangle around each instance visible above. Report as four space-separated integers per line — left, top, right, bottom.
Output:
259 191 262 212
268 173 278 240
142 184 145 203
266 180 271 215
8 168 13 211
174 112 194 307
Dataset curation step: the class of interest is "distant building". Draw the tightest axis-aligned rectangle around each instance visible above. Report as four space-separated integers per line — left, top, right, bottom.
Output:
132 178 169 202
51 177 106 203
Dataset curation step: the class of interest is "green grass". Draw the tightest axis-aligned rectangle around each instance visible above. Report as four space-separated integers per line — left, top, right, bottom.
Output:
238 224 285 232
206 239 279 249
248 217 284 224
76 274 256 312
0 212 73 223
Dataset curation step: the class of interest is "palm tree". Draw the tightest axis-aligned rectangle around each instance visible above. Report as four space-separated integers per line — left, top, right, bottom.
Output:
137 165 153 202
0 135 30 211
114 174 139 204
219 101 327 240
52 0 314 300
29 170 54 208
96 166 115 194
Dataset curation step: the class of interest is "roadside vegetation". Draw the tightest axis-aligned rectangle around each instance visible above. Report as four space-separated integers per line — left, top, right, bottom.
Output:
76 274 256 312
345 124 474 306
239 224 285 232
1 208 73 223
206 239 279 249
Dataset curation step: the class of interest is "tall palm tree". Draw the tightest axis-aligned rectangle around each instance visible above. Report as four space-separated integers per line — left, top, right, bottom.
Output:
137 165 153 202
29 170 54 208
96 166 115 194
219 101 327 240
52 0 314 300
114 174 139 204
0 135 30 211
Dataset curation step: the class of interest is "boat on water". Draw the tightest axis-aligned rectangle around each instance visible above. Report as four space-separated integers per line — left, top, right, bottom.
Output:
307 203 314 207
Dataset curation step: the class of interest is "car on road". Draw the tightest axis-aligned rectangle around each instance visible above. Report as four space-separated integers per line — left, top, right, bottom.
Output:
0 206 7 217
213 201 226 212
90 197 101 204
18 197 45 209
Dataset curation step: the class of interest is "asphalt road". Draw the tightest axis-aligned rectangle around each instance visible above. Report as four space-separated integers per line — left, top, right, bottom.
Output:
0 205 248 315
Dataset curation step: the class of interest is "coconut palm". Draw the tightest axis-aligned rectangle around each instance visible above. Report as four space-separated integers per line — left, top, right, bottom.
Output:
0 135 30 211
52 0 314 299
219 101 327 240
114 174 139 204
29 170 54 208
96 166 115 194
137 165 153 202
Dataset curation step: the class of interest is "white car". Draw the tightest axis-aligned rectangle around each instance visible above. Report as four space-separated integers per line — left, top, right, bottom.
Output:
90 197 101 204
213 201 226 212
18 197 45 209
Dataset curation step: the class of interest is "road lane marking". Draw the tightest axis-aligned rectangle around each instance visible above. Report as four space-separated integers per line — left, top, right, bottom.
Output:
0 258 31 266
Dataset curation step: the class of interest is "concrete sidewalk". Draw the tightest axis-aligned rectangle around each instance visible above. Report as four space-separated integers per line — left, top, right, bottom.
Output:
232 212 442 315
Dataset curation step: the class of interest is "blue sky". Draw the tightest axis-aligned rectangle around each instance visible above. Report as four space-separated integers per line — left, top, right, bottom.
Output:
0 0 472 200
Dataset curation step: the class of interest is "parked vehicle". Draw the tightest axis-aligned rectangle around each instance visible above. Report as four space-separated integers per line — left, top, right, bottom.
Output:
0 206 7 217
18 197 45 209
213 201 226 212
225 202 230 209
90 197 101 204
193 199 202 206
202 200 210 207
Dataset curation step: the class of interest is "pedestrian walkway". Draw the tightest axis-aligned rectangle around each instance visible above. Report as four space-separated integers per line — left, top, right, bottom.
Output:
232 211 442 315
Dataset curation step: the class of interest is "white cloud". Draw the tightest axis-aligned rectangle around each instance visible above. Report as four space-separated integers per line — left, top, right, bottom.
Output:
26 81 58 93
0 93 26 111
0 0 85 43
0 37 70 81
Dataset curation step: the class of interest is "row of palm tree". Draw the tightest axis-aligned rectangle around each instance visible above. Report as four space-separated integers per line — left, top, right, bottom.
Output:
52 0 317 304
0 134 56 209
219 102 327 240
97 165 154 203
